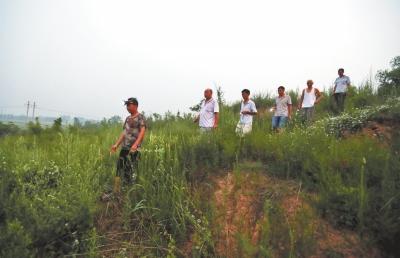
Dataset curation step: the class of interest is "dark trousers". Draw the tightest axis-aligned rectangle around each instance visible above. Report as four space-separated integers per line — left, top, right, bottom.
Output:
301 107 315 125
334 93 346 113
117 149 140 185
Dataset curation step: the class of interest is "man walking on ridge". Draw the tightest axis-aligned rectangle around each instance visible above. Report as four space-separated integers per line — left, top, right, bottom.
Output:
272 86 292 132
236 89 257 136
333 68 351 114
194 88 219 132
298 80 323 125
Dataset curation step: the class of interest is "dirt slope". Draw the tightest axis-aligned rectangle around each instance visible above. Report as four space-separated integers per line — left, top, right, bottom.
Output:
207 167 380 258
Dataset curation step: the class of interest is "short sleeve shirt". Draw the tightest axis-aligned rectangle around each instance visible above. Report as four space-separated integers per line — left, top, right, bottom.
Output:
199 98 219 128
274 95 292 117
122 113 146 150
334 75 351 93
239 100 257 124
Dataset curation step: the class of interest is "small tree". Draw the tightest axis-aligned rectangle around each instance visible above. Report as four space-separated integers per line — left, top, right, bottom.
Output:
73 117 82 128
377 56 400 96
0 122 20 137
27 117 43 135
51 117 62 132
107 115 122 125
189 101 203 112
215 85 226 107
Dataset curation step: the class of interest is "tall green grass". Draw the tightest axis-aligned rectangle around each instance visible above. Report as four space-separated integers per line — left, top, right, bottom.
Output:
1 84 399 257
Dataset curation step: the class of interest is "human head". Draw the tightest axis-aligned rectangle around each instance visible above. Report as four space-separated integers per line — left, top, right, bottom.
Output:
241 89 250 100
338 68 344 77
124 97 138 114
307 80 314 88
278 86 285 96
204 88 213 99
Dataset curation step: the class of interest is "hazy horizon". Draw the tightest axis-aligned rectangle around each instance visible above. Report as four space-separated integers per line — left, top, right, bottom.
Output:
1 0 399 120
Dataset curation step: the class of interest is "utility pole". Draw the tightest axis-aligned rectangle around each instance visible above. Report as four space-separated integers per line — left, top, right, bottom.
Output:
32 101 36 119
26 101 30 121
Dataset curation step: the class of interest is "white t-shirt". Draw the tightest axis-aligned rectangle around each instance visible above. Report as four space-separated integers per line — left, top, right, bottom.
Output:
274 95 292 117
239 100 257 124
334 75 351 93
199 98 219 128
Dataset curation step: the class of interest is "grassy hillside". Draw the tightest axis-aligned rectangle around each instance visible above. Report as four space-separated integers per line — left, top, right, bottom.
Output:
1 57 400 257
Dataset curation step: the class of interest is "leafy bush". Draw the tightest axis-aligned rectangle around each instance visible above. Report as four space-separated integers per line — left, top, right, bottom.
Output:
0 122 20 137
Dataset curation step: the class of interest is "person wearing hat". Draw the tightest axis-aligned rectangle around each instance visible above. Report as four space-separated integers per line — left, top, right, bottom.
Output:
110 97 146 188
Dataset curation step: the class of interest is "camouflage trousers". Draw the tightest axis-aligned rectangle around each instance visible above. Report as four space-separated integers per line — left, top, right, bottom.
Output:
117 149 140 185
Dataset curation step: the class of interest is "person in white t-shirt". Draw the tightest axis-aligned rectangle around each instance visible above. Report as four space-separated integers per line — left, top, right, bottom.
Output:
235 89 257 136
272 86 292 132
298 80 323 124
194 88 219 132
333 68 351 113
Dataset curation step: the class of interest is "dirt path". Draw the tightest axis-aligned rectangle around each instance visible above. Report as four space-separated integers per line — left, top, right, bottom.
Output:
94 195 154 258
94 196 128 257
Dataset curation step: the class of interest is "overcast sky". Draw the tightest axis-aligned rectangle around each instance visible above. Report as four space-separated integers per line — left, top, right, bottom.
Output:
1 0 399 120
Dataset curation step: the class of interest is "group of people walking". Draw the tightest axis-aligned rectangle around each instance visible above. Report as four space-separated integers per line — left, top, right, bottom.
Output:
110 68 351 186
197 68 350 134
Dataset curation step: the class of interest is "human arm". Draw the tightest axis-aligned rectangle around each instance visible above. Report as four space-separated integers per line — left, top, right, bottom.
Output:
213 113 219 128
110 132 125 153
298 90 304 110
213 102 220 128
333 78 337 93
241 110 257 115
346 77 352 95
287 96 293 119
270 102 277 113
315 88 324 104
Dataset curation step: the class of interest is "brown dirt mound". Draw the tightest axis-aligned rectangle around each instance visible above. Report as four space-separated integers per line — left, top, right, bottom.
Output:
213 172 268 257
361 121 393 141
209 170 381 258
281 190 381 258
95 168 382 257
343 120 398 145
